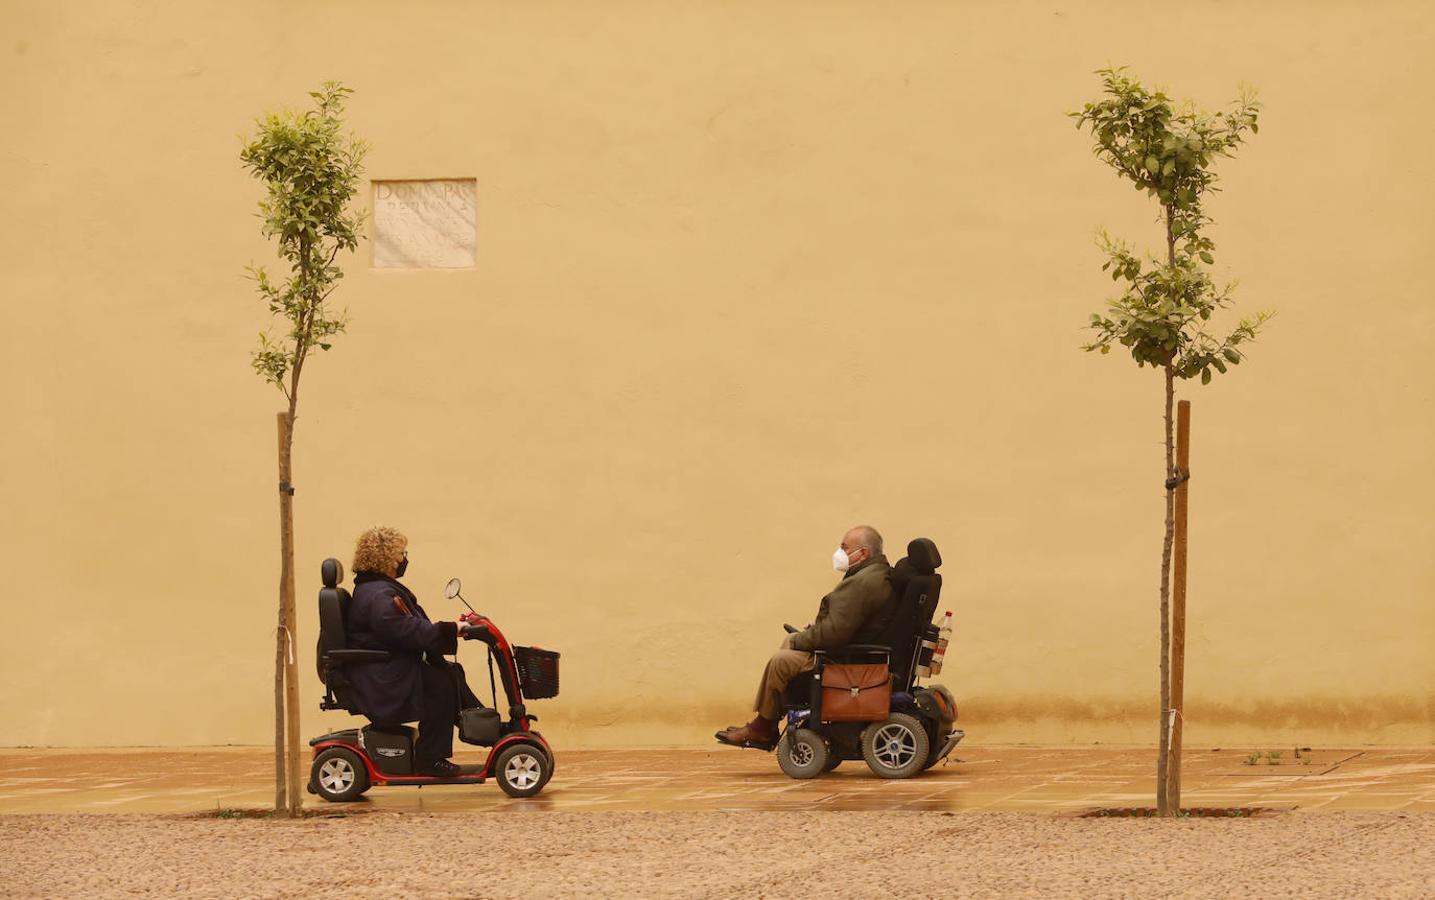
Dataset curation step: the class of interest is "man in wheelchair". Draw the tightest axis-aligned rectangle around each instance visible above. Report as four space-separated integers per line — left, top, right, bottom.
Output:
716 526 892 750
718 529 964 779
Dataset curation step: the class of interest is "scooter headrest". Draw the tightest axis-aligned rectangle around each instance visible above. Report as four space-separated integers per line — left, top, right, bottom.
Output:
321 558 345 589
905 538 941 573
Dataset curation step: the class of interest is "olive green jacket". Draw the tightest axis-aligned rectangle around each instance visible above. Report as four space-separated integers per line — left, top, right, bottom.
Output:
788 555 892 653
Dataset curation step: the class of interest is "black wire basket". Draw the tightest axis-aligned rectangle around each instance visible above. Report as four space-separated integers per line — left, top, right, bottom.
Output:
514 646 560 700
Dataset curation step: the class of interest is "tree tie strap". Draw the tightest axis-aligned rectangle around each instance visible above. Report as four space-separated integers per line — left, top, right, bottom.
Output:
279 481 295 496
1164 469 1191 491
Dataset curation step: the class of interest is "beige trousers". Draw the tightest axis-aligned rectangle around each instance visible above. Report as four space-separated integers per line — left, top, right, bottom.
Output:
753 634 815 720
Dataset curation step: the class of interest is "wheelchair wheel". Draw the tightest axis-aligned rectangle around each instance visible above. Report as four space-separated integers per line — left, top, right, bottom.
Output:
861 713 930 779
777 728 830 779
311 747 369 802
495 743 551 798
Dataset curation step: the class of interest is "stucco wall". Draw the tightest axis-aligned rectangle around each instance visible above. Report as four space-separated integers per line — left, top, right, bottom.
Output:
1 0 1431 747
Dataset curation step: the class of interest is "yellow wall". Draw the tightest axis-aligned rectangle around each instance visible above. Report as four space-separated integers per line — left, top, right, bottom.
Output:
1 0 1431 748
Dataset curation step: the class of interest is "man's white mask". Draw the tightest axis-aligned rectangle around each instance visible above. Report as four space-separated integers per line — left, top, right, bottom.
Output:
832 546 851 572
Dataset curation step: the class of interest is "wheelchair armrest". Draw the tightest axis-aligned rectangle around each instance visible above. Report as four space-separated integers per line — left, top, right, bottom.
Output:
822 644 892 664
783 624 799 634
324 649 391 665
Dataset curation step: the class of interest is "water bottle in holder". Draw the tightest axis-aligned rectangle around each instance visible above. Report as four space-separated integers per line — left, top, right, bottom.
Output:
929 610 953 676
915 621 940 679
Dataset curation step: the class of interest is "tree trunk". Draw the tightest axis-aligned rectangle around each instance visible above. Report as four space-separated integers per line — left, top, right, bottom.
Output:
1155 205 1179 816
273 594 287 812
277 411 302 816
1157 366 1175 815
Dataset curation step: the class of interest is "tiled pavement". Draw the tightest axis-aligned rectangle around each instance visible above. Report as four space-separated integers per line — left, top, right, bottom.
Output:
0 746 1431 815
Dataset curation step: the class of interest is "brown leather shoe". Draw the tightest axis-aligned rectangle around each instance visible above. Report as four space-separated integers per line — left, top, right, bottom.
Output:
715 717 779 749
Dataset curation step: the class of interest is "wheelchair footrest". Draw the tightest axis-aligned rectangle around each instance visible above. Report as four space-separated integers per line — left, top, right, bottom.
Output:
933 729 966 766
714 734 777 752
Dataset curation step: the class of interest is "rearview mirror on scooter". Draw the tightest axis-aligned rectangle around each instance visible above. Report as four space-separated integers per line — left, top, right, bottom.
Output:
445 576 479 616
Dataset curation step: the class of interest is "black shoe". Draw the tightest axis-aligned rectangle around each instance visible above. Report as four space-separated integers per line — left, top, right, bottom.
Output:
422 759 461 777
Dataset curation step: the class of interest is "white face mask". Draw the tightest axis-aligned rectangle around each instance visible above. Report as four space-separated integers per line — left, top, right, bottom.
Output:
832 546 851 572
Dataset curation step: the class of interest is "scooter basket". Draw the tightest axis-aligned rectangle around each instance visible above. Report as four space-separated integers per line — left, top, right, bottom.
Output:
514 646 560 699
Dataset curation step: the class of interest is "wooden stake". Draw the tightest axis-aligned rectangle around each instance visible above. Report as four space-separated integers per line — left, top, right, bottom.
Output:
1168 400 1191 811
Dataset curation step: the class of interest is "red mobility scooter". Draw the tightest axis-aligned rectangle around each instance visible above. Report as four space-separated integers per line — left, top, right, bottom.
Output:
307 559 560 801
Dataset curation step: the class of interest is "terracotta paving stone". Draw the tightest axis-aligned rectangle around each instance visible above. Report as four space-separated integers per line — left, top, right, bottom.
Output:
1 745 1431 815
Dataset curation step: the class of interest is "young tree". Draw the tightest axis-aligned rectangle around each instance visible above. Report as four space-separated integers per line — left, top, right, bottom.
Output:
241 82 368 815
1071 68 1269 816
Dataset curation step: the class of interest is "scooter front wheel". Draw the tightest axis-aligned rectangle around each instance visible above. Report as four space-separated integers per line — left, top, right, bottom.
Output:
495 744 551 798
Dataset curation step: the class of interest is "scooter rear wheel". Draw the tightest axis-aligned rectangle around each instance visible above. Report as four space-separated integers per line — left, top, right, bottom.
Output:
311 747 370 802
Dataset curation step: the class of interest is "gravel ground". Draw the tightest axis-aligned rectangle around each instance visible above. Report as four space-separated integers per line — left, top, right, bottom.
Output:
2 811 1431 898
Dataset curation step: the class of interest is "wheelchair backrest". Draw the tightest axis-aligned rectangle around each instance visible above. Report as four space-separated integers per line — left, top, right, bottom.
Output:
316 557 352 681
876 538 943 691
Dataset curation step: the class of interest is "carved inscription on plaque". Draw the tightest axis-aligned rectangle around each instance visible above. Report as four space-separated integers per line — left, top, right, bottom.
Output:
372 179 476 268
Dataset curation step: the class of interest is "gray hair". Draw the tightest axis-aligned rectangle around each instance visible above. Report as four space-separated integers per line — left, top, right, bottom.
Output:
850 525 883 556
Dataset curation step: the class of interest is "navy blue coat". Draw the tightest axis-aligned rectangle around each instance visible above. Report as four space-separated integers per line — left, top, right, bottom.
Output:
343 573 458 725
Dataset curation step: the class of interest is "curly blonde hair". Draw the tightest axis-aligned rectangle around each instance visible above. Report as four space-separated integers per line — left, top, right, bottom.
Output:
352 526 408 576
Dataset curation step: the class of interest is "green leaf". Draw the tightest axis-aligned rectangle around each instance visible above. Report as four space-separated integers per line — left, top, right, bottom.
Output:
1201 368 1212 385
1223 348 1240 364
1199 251 1214 264
1145 156 1160 173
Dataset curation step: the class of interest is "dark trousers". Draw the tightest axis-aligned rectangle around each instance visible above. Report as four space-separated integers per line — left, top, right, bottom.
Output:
415 661 481 768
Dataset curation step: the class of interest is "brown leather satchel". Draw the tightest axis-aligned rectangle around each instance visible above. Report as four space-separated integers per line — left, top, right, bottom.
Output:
820 663 892 722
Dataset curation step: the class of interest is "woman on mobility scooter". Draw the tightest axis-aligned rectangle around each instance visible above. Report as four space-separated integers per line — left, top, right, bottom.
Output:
308 526 560 800
341 527 476 776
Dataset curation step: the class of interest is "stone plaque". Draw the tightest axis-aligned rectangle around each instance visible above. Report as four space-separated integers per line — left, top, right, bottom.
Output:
372 179 476 268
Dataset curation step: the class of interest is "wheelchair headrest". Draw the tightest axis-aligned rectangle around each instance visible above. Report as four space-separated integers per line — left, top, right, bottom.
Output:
321 558 345 589
905 538 941 573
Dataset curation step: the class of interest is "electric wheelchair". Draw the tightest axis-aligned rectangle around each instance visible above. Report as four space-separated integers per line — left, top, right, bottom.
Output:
775 537 963 779
306 558 559 801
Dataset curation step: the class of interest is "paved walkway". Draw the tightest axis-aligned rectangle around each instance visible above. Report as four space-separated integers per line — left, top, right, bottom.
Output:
1 746 1431 815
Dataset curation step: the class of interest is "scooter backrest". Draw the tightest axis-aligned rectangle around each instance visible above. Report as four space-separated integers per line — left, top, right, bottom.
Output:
316 557 352 679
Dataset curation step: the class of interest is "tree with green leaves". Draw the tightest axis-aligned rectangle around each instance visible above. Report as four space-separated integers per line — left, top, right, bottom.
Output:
1071 68 1269 816
241 82 368 815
